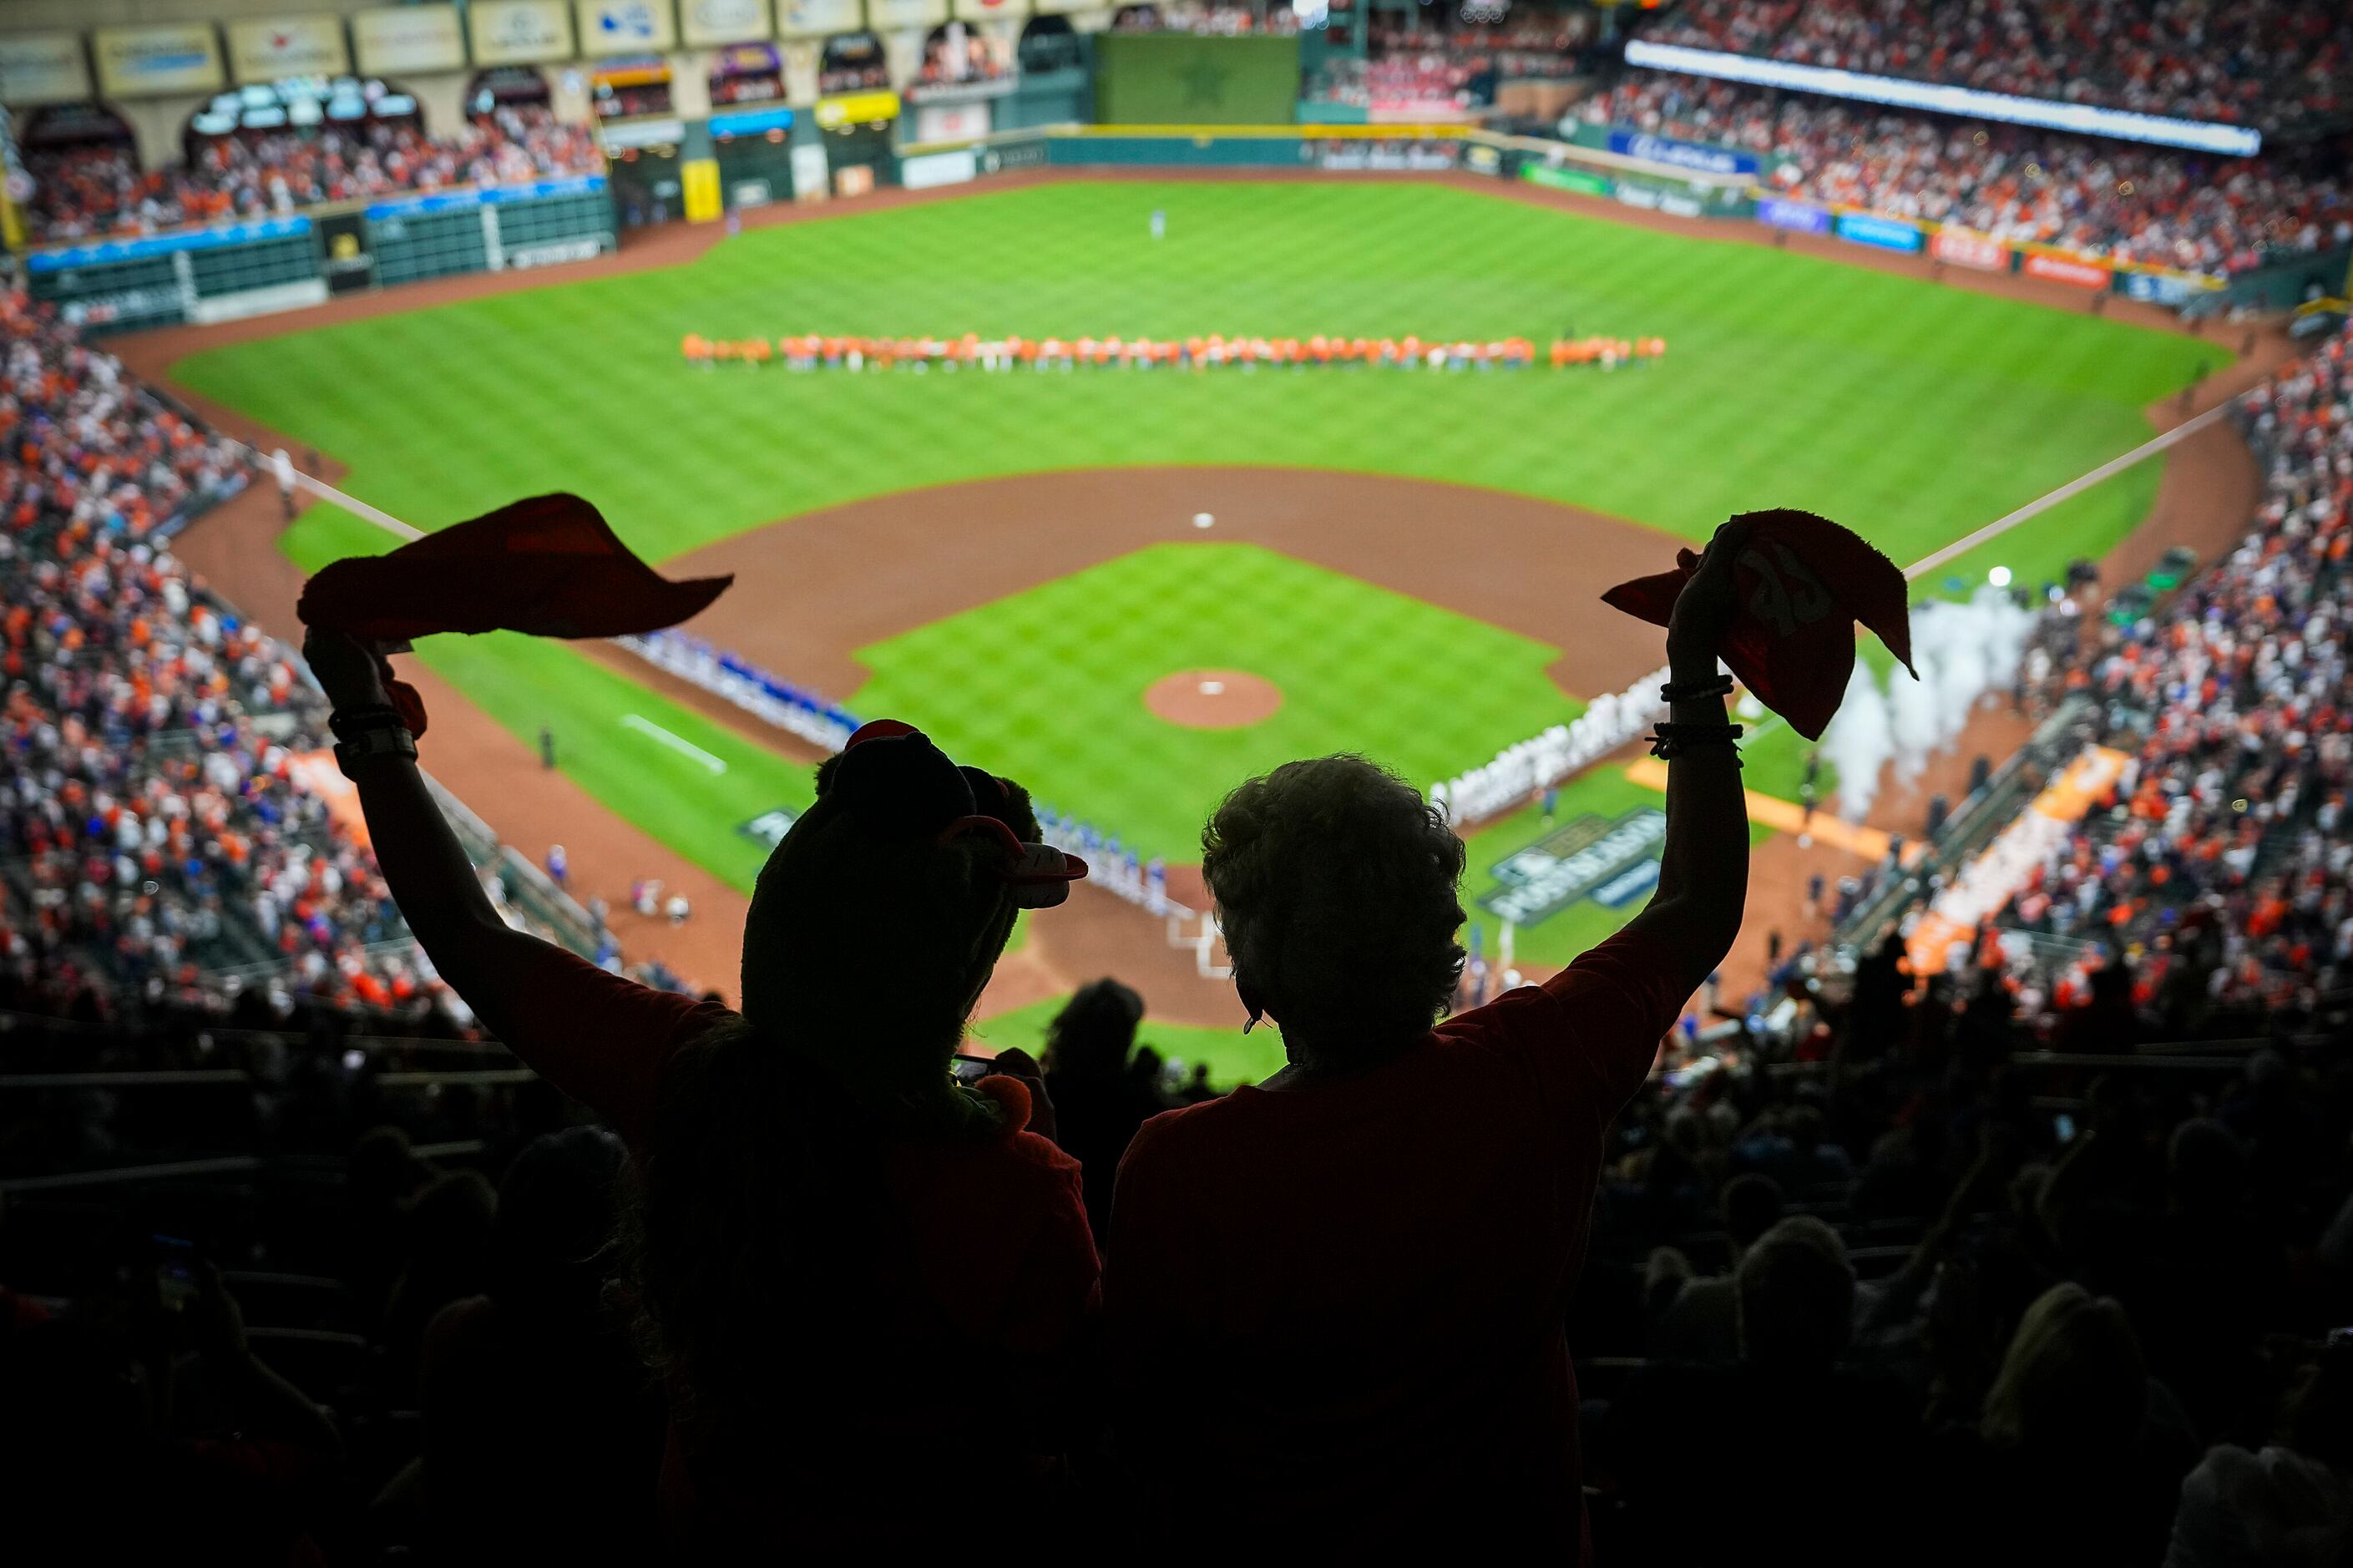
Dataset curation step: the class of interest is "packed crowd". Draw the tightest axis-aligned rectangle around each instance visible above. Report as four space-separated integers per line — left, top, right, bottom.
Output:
1369 11 1594 80
684 329 1667 369
1651 0 2353 129
1109 1 1302 36
0 291 432 1014
1583 70 2353 274
1311 52 1495 114
1998 326 2353 1030
23 108 605 245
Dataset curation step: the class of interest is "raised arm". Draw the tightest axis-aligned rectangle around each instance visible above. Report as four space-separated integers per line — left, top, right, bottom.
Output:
302 627 560 1037
301 630 710 1136
1617 520 1753 999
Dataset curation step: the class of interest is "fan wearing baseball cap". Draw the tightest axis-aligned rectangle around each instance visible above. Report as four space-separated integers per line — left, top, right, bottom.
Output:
306 624 1097 1557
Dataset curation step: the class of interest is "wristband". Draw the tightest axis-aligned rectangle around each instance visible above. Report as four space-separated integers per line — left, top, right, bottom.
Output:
329 703 409 742
1648 722 1743 762
1659 673 1736 704
334 724 417 778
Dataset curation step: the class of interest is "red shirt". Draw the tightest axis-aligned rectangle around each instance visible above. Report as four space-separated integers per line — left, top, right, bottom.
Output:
1104 928 1684 1560
491 947 1099 1552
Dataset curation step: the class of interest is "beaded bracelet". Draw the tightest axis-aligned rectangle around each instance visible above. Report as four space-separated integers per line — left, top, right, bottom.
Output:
1648 721 1744 761
1659 672 1736 704
328 703 409 742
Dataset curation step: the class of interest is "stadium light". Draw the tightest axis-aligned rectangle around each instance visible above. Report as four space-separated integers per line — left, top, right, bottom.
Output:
1622 41 2263 157
1989 565 2012 588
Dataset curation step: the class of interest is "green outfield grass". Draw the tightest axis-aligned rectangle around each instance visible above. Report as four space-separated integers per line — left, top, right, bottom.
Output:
175 179 2212 968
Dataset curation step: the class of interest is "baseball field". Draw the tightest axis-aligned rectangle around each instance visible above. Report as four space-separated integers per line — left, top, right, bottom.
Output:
161 175 2219 1077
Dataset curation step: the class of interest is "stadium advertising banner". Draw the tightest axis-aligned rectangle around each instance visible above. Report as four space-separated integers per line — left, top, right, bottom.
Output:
777 0 863 37
901 147 978 188
2120 269 2214 306
0 33 92 106
870 0 952 25
92 24 225 99
226 16 352 84
1478 810 1668 928
579 0 679 55
1755 195 1829 235
1835 211 1924 254
26 215 311 275
352 6 466 76
469 1 576 65
814 89 899 125
2022 250 2113 289
1930 226 2008 271
1521 162 1612 196
681 0 777 46
1604 128 1758 179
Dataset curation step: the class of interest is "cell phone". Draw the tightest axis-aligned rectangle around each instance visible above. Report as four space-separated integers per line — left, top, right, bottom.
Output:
2053 1113 2077 1145
950 1053 995 1085
153 1234 200 1313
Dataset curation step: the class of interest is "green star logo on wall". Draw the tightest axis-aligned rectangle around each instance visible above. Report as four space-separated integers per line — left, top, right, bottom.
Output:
1180 58 1229 108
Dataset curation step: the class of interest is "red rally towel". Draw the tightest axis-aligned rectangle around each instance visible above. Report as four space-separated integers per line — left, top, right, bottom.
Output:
296 493 731 737
1602 508 1915 741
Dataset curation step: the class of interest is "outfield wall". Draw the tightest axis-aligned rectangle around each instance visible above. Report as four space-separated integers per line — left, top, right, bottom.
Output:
25 119 2295 335
23 175 615 334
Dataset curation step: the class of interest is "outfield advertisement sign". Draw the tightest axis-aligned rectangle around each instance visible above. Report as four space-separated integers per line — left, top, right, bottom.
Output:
1478 809 1668 927
900 149 979 189
2121 269 2212 306
1930 227 2008 271
1835 211 1924 253
362 174 606 220
739 807 801 852
1755 195 1829 235
1606 129 1758 178
2023 250 2113 289
1521 162 1612 196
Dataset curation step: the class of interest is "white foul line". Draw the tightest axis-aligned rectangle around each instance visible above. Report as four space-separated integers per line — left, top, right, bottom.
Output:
1903 397 2238 581
219 434 424 542
621 714 727 773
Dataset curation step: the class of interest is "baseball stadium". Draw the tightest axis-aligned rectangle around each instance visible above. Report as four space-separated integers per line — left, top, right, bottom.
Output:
3 0 2351 1559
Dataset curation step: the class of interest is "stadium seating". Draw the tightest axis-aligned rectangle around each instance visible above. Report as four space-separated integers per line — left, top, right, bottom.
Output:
1996 328 2353 1028
1652 0 2353 129
23 106 603 245
1583 69 2353 274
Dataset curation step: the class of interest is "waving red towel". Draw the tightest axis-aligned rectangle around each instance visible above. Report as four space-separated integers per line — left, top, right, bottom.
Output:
1602 508 1915 741
297 493 731 736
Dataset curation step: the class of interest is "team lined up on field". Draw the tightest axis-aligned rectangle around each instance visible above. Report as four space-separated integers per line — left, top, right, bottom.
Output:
679 331 1669 372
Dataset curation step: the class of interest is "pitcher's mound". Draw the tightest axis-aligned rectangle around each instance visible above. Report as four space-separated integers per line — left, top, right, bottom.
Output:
1146 669 1282 729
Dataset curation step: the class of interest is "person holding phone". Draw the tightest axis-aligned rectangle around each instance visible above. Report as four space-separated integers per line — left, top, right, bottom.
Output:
1104 521 1757 1560
302 630 1098 1558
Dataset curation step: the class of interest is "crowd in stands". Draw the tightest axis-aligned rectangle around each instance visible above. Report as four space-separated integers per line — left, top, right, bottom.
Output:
8 304 2353 1560
23 107 604 245
1312 52 1495 114
686 329 1666 369
1651 0 2353 130
1996 326 2353 1032
1109 1 1302 36
1582 70 2353 275
1369 12 1594 81
0 291 428 1016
